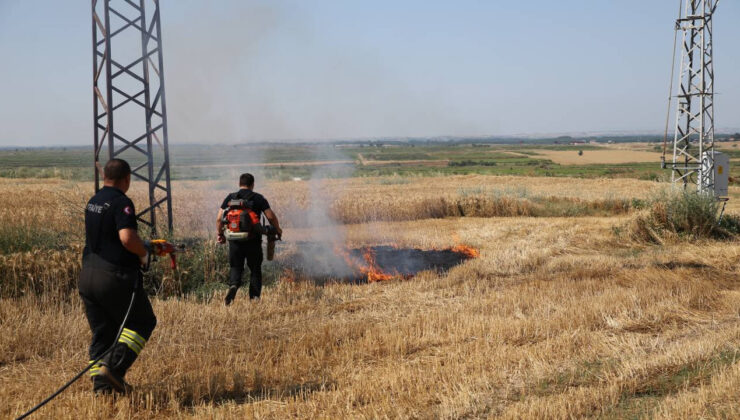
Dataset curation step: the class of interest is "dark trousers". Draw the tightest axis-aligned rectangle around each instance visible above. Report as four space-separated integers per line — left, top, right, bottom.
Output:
78 254 157 362
228 240 263 299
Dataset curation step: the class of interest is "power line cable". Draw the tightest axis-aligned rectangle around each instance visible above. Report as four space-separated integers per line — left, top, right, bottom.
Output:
662 1 683 167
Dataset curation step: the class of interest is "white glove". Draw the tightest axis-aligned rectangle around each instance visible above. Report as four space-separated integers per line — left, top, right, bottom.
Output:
139 251 149 267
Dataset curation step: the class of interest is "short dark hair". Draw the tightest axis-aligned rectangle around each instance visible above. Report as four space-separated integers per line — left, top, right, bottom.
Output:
104 159 131 181
239 173 254 187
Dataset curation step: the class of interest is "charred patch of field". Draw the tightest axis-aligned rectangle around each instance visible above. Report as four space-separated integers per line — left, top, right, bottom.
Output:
275 243 475 285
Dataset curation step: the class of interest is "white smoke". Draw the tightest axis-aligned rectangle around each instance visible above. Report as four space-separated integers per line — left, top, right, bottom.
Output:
279 146 358 279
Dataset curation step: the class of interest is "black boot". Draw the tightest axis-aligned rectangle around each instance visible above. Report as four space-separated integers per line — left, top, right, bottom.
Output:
100 342 137 394
92 375 113 395
225 285 238 306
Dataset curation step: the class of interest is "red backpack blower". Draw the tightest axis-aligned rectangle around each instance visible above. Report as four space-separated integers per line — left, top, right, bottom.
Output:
221 194 260 241
220 194 281 260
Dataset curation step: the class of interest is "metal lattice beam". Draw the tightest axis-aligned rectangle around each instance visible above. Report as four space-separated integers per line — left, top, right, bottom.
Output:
92 0 173 235
668 0 719 193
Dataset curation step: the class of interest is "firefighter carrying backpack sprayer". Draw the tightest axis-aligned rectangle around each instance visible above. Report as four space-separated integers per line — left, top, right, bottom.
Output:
222 193 261 242
222 194 281 259
217 173 283 305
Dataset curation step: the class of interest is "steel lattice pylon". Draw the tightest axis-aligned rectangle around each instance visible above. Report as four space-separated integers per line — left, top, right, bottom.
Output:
92 0 173 235
667 0 719 193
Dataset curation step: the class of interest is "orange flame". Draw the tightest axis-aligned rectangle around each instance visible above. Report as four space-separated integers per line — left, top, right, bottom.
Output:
451 244 480 258
335 245 396 282
451 233 480 258
329 238 478 283
362 248 394 282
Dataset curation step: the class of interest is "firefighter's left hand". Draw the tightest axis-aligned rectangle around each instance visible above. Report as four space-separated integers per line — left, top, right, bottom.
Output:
139 252 149 267
217 233 226 244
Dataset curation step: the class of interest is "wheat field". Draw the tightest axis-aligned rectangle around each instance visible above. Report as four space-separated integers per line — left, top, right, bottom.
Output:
2 175 740 419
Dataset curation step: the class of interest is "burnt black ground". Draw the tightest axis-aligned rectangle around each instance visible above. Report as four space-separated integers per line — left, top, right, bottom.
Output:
353 246 470 277
277 243 472 284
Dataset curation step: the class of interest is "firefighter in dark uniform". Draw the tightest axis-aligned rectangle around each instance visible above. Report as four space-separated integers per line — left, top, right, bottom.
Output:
79 159 156 394
217 173 282 305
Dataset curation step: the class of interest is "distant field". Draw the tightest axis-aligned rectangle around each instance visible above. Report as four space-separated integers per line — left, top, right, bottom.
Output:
0 142 674 182
180 160 354 168
532 149 664 165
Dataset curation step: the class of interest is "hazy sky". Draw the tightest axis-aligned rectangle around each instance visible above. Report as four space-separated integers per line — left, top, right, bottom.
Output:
0 0 739 146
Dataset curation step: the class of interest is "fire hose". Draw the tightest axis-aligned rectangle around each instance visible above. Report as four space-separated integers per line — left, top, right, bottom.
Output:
15 239 177 420
16 285 137 420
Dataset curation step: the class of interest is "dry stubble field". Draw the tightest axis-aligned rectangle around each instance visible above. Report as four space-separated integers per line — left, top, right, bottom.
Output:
2 175 740 419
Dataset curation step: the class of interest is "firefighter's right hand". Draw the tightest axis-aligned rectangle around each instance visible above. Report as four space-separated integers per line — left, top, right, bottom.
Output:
217 233 226 244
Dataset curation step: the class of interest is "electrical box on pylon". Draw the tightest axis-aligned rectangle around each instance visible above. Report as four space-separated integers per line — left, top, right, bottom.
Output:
701 151 729 198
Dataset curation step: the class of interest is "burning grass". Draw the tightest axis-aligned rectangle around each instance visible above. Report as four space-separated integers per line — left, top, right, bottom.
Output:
280 244 478 284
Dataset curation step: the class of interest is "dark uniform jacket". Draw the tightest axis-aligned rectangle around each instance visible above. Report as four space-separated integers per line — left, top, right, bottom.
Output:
83 186 139 269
